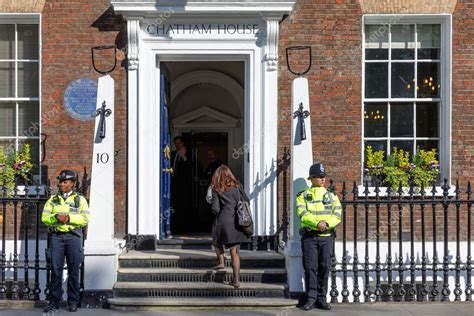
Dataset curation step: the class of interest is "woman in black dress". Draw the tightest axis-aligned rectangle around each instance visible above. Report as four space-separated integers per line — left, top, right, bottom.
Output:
209 165 250 288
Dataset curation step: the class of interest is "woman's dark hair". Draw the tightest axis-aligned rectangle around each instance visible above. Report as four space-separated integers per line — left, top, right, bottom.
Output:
211 165 240 193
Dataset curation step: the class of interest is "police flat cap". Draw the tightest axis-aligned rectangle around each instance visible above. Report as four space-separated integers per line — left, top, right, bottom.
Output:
57 169 77 181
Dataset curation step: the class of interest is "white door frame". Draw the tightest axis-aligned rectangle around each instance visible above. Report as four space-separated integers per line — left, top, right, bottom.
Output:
119 13 289 238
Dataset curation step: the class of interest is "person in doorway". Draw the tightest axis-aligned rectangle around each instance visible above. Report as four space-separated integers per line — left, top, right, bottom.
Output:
296 163 342 311
170 135 193 236
203 149 222 186
209 165 249 288
42 170 90 313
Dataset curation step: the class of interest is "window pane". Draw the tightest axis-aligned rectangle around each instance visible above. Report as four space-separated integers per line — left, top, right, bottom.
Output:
391 25 415 60
365 63 388 98
416 102 439 137
391 63 415 98
365 25 389 60
364 140 387 161
416 140 439 154
0 62 15 97
0 103 16 136
18 62 39 98
18 24 39 60
364 103 387 137
417 24 441 59
391 103 413 137
18 102 39 137
417 62 440 98
0 139 15 155
0 24 15 59
391 140 414 157
19 139 39 174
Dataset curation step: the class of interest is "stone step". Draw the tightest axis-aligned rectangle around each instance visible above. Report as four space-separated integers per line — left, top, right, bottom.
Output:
113 282 288 298
156 236 213 249
107 297 298 311
117 267 287 283
119 249 285 269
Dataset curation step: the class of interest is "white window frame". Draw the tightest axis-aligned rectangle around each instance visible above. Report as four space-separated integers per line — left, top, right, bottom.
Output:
0 13 42 183
362 14 452 189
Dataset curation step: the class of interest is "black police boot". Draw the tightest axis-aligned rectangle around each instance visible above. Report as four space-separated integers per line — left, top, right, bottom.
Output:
43 303 59 313
68 304 78 312
315 301 332 310
301 300 316 311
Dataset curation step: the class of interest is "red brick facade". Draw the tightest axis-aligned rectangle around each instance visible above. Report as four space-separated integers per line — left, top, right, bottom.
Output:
452 0 474 182
3 0 473 238
41 0 127 235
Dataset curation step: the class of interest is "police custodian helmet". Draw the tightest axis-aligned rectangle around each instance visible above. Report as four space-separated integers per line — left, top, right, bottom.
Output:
57 170 77 181
308 163 326 179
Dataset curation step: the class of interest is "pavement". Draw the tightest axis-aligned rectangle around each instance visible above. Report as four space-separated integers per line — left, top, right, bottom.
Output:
0 302 473 316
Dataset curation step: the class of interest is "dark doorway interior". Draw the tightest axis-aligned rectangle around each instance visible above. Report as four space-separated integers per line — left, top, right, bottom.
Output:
171 132 228 234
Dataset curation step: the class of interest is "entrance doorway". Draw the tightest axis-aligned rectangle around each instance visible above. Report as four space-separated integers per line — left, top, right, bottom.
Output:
160 61 245 238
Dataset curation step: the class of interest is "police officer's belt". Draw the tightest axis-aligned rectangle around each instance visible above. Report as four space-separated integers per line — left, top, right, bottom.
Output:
49 228 82 237
299 227 333 237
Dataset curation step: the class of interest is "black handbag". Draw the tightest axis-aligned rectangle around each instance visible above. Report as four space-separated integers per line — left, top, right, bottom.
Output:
236 186 254 236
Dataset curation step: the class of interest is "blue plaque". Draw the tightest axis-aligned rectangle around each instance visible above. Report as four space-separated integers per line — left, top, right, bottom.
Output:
63 78 98 121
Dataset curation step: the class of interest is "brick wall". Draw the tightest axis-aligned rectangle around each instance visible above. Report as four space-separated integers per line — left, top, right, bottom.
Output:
278 0 364 230
42 0 127 236
277 0 474 240
452 0 474 182
0 0 45 13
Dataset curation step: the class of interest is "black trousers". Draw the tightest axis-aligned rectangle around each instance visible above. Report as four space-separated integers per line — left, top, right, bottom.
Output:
49 232 83 306
301 235 333 303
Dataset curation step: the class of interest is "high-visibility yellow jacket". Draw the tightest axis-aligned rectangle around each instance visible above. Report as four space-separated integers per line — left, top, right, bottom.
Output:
42 192 90 233
296 186 342 236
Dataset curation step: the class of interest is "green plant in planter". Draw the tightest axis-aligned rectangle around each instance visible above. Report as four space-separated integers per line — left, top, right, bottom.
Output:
410 148 440 188
0 147 15 195
13 144 34 184
365 146 440 189
365 146 384 183
0 144 34 196
384 147 410 189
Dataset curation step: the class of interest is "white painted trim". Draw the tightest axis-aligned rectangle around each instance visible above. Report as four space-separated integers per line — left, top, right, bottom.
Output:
171 70 244 115
172 106 239 128
127 20 140 235
362 14 452 185
112 0 296 17
0 13 42 181
0 13 40 23
119 4 289 237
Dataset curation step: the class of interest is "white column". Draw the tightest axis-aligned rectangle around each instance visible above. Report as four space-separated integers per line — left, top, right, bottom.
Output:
285 77 313 293
84 75 120 291
137 44 160 236
127 19 140 235
259 14 283 236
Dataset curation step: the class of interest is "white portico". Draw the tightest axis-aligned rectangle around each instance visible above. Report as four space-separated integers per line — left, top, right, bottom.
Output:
111 1 296 238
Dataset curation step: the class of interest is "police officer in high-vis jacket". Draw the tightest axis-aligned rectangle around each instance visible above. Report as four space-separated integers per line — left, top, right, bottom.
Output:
296 163 342 311
42 170 90 313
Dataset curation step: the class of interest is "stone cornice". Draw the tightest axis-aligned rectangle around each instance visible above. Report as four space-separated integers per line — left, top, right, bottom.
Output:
112 0 296 18
360 0 457 14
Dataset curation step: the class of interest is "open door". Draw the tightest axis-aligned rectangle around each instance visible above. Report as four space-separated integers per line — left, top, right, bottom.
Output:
159 68 172 239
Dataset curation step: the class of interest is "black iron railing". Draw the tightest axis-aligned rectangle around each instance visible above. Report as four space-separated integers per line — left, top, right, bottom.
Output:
0 186 50 300
325 179 473 302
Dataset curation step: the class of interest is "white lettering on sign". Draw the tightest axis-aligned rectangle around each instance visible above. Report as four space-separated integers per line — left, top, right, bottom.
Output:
145 23 260 36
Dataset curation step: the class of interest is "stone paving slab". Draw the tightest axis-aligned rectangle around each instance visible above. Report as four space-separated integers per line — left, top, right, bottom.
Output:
120 249 285 260
1 302 473 316
114 281 287 290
